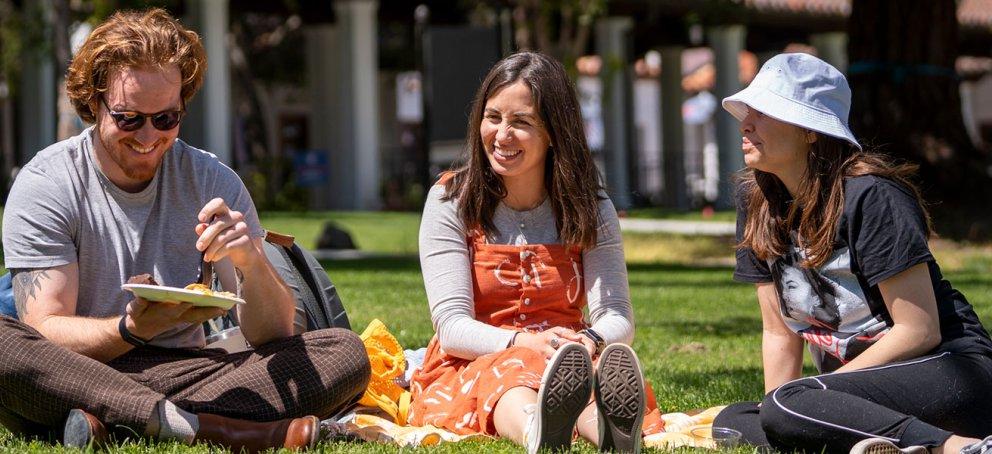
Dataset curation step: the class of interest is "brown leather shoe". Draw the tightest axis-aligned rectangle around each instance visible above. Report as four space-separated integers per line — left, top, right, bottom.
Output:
194 413 319 453
62 409 109 448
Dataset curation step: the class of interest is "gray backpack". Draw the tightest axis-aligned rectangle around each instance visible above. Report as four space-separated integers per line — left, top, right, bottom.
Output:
204 231 351 341
262 231 351 331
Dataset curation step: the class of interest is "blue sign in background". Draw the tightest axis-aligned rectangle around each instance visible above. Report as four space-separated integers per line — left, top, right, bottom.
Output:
293 149 329 187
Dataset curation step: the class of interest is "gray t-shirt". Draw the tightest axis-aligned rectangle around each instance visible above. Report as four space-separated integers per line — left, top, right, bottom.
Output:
3 127 264 348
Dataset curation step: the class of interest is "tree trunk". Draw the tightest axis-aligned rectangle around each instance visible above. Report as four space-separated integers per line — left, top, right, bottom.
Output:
847 0 992 237
511 0 604 66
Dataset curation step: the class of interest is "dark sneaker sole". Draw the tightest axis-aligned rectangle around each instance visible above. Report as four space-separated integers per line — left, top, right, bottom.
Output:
595 344 645 453
63 409 99 448
535 343 594 453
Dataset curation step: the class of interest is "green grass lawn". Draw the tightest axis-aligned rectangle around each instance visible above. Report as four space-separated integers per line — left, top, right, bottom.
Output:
2 211 991 453
259 212 422 253
625 208 737 223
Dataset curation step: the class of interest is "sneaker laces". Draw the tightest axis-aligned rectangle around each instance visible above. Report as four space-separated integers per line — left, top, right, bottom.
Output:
523 403 539 454
961 436 992 454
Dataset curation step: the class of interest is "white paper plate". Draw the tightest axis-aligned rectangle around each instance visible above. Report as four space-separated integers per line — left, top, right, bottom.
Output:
122 284 244 309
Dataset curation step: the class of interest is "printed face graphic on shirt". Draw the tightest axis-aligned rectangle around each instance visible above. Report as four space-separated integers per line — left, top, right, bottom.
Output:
768 246 891 370
773 258 841 330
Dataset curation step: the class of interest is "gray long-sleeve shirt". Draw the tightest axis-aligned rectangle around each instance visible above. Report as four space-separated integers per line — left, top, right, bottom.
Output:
419 184 634 360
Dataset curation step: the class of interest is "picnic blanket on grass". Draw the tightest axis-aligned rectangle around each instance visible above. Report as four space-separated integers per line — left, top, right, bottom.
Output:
646 405 729 449
323 405 729 449
340 319 727 449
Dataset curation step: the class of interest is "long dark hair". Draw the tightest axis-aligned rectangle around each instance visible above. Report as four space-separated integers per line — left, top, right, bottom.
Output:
443 52 603 249
739 135 933 269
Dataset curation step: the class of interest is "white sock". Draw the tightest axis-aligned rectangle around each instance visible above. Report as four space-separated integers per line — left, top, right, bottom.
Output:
155 400 198 443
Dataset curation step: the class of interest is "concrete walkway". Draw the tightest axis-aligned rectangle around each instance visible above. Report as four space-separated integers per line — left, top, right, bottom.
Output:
312 218 736 260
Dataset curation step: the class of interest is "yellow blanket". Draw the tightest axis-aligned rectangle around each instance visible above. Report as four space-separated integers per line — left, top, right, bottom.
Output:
336 405 729 449
339 319 483 447
325 413 487 447
645 405 729 449
357 318 411 425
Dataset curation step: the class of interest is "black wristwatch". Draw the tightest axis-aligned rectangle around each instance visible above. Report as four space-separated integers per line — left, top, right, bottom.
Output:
578 328 606 355
118 315 150 347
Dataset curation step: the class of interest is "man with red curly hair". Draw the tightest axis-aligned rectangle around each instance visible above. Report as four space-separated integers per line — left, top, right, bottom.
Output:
0 8 369 451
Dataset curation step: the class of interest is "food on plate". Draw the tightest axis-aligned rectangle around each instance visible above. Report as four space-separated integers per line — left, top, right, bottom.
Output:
184 283 237 299
127 273 158 286
122 274 242 308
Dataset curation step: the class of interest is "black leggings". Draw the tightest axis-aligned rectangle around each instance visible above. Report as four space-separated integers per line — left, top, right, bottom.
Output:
714 351 992 453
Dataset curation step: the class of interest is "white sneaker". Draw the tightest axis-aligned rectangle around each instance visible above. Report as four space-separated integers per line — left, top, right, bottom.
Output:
961 435 992 454
850 438 928 454
523 403 540 454
523 343 594 454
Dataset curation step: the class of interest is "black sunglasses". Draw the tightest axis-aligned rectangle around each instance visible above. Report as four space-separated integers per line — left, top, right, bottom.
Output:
100 97 185 132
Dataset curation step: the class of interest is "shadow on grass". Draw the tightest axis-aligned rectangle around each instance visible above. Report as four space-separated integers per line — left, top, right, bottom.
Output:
320 257 421 272
627 262 735 273
629 282 746 295
639 316 762 338
650 365 766 408
627 262 744 288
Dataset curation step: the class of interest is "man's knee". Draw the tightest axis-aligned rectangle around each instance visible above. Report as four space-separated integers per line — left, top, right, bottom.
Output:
0 316 50 359
0 315 39 338
302 328 371 390
303 328 365 358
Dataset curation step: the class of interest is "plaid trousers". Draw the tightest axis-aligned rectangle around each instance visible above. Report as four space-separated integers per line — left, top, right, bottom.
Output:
0 316 370 439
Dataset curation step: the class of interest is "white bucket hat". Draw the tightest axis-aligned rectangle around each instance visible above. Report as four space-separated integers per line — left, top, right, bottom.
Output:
722 53 862 150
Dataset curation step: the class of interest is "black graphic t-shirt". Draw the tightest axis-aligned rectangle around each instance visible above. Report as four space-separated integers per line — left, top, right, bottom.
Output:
735 175 992 372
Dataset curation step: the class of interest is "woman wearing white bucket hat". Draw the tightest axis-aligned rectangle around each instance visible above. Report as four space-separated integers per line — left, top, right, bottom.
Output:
712 53 992 454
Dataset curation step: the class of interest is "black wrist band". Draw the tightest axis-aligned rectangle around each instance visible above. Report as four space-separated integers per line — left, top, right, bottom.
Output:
579 328 606 354
508 332 519 347
118 316 149 347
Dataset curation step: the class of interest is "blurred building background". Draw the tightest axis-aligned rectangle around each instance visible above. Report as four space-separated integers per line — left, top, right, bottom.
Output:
1 0 991 225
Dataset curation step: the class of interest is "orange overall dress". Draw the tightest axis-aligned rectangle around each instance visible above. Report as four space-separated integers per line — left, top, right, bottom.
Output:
408 230 665 436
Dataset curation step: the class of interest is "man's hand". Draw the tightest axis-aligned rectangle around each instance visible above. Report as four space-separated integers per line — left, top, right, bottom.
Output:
194 198 296 346
125 297 226 340
195 198 259 269
10 263 222 362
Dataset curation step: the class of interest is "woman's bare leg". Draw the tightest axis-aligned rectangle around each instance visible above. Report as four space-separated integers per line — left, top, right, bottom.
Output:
492 386 538 445
576 402 599 446
935 435 982 454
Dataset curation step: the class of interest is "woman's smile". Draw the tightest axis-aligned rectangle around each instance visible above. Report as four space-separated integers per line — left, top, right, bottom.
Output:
492 146 523 162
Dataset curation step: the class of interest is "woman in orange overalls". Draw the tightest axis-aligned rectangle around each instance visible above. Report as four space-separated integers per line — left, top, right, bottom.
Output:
408 52 663 454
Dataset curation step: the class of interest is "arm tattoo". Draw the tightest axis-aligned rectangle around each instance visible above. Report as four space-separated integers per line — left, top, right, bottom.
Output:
11 268 52 317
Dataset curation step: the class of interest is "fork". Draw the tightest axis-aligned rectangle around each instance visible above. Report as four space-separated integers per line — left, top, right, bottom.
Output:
194 249 213 286
194 216 215 285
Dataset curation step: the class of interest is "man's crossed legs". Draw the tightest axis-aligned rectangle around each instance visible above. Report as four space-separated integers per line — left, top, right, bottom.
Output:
0 316 371 451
